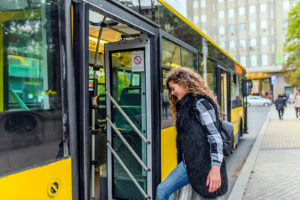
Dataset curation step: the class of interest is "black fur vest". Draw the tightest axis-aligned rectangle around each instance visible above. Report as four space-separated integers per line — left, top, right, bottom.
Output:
176 93 228 198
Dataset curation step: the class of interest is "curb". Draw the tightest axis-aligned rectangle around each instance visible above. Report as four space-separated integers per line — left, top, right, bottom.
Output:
227 106 272 200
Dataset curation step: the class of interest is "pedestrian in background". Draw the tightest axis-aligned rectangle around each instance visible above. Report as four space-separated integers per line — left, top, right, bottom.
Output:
294 91 300 119
274 94 286 119
156 67 227 200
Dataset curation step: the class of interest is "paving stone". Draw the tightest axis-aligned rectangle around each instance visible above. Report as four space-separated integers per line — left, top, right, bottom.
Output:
243 105 300 200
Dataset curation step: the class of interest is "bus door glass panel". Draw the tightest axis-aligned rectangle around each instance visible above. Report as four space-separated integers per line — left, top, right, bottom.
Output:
161 69 172 129
110 50 147 200
221 71 228 120
0 1 63 176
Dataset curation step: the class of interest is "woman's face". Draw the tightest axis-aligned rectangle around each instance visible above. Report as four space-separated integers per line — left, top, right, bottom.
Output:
168 81 188 100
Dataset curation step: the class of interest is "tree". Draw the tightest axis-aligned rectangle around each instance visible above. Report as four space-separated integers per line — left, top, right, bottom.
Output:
284 1 300 88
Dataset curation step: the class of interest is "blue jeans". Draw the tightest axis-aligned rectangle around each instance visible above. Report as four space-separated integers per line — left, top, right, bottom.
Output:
156 161 219 200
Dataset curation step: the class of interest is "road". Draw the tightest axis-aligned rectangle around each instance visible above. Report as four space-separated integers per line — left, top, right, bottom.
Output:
221 106 270 200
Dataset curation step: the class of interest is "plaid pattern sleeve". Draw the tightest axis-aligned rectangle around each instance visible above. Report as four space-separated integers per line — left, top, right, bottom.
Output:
195 98 223 166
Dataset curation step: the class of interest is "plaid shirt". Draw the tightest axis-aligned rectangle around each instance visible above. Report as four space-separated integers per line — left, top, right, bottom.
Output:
195 98 223 166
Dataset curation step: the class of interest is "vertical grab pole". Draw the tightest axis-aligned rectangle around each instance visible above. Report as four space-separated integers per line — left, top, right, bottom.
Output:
91 102 96 199
90 78 98 200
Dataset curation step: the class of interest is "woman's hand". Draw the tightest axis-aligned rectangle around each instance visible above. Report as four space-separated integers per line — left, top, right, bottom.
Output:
206 165 221 193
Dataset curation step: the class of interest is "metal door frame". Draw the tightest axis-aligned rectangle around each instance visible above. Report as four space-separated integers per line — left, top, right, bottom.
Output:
105 38 152 199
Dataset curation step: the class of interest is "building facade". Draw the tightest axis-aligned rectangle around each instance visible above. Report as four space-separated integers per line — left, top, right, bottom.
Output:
187 0 298 99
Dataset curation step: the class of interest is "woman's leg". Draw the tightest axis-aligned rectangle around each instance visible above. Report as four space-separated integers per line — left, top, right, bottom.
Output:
277 110 281 119
156 161 189 200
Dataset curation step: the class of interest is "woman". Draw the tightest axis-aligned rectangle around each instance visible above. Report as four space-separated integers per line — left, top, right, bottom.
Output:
294 91 300 119
156 67 227 200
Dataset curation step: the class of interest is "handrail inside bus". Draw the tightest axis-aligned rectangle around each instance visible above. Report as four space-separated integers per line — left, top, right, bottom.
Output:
107 142 151 199
106 117 150 172
9 89 30 111
106 90 151 144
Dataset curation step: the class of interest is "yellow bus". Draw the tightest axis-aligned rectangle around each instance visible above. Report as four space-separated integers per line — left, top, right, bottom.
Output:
0 0 250 199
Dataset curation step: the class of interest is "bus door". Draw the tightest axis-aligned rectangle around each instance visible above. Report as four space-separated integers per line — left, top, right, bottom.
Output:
220 70 229 120
104 38 152 200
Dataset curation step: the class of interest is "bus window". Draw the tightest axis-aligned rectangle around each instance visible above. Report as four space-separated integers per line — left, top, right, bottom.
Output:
161 69 173 129
231 74 243 108
182 47 197 70
162 38 181 68
207 59 217 96
198 53 204 74
0 0 63 176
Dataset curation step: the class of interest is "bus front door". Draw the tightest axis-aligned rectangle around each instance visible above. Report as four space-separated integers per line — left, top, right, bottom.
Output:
104 38 152 200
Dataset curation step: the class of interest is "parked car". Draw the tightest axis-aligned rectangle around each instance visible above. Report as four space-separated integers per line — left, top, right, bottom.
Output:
246 96 272 106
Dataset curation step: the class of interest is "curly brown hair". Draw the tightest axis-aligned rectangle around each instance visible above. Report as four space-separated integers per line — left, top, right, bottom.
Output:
166 67 221 121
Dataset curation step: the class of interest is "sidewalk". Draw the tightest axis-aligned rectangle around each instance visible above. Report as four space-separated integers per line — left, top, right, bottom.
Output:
229 104 300 200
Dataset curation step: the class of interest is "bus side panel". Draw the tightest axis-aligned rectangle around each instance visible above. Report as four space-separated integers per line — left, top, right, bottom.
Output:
231 106 244 136
0 158 72 199
161 126 177 181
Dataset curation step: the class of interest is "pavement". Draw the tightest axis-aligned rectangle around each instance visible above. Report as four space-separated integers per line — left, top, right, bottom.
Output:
228 104 300 200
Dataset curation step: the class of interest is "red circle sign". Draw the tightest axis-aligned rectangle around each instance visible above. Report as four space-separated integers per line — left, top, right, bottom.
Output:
134 56 142 65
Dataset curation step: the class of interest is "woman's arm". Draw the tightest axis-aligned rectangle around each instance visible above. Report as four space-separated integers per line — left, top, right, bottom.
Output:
195 98 223 193
195 99 224 166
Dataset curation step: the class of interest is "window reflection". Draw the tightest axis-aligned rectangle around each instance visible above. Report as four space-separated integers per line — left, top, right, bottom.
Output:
4 18 57 111
182 47 197 70
158 2 203 52
115 0 158 22
231 74 243 108
207 59 217 96
162 38 181 68
161 69 173 129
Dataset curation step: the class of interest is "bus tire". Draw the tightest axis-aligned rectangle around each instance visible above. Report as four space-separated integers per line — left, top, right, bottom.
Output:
235 120 243 149
239 119 243 138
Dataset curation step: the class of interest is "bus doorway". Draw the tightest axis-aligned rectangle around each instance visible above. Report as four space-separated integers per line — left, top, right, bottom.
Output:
86 8 152 200
220 71 229 120
104 39 152 200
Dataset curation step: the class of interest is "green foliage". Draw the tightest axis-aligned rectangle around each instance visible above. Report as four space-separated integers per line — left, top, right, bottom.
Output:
284 1 300 87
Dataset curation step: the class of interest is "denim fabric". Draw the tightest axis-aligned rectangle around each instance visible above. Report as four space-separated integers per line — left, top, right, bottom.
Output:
156 161 219 200
156 161 189 200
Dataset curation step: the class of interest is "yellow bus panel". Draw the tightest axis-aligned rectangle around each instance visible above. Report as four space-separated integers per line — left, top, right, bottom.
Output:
161 126 177 181
0 158 72 200
231 106 244 135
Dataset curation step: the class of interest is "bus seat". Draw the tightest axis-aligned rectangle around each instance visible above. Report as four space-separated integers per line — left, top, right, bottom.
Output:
115 87 142 133
118 87 141 106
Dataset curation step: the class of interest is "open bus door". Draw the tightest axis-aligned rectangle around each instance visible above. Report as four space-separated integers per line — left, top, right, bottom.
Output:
242 79 253 133
104 38 152 200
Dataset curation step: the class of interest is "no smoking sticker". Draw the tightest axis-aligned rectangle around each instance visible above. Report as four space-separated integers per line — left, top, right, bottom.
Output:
134 56 142 65
132 51 144 72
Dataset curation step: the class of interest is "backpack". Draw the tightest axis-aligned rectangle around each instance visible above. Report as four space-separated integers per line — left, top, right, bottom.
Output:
199 95 234 156
219 120 234 156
